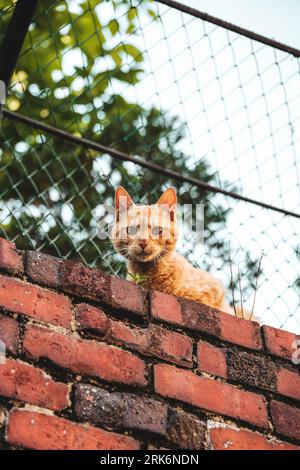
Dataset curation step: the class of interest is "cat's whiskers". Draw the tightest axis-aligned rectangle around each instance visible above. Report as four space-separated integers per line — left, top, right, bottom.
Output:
117 247 133 261
152 247 169 263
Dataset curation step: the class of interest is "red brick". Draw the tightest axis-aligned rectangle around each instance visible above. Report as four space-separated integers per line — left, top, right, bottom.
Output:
110 320 146 348
209 347 300 400
219 313 262 350
0 314 19 354
0 238 23 274
75 384 205 449
154 364 268 428
75 384 168 436
197 341 227 378
179 299 222 336
277 368 300 401
75 303 110 334
152 294 221 338
76 303 192 367
109 321 193 367
226 349 278 392
167 408 206 449
109 276 147 316
0 275 72 328
58 262 148 317
263 325 299 362
58 259 110 303
28 253 147 318
7 409 140 450
151 292 262 350
271 401 300 441
209 425 299 450
26 251 61 288
23 325 147 386
151 290 182 323
0 359 69 410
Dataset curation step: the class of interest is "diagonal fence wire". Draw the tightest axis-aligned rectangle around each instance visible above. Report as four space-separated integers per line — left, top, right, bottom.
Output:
0 0 299 333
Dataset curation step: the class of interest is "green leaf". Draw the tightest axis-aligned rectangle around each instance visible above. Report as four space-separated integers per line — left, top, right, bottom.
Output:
111 50 122 67
127 7 137 21
107 19 119 36
147 8 157 19
113 68 144 84
123 44 143 62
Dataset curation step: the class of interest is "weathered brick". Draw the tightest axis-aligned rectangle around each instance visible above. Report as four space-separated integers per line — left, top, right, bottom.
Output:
75 303 110 334
76 304 192 366
75 384 167 435
0 359 69 410
277 368 300 401
3 239 300 449
23 325 146 386
154 363 268 428
75 384 205 449
0 314 19 354
26 251 61 288
28 253 148 317
151 290 182 324
226 349 300 400
0 275 72 328
198 344 300 400
226 349 278 391
219 313 262 350
58 259 110 303
151 292 262 350
152 293 221 337
178 298 222 337
109 321 193 367
263 325 299 362
167 409 206 449
209 424 299 450
0 238 23 275
197 341 227 378
7 409 140 450
109 276 148 316
271 401 300 441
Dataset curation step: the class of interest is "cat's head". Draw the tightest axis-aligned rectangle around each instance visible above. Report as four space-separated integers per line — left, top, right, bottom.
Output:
112 186 178 264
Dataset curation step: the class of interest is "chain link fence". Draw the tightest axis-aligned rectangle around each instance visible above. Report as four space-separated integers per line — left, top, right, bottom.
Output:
0 0 299 333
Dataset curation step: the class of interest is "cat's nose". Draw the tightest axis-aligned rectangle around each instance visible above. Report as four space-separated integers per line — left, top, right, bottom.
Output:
139 240 148 250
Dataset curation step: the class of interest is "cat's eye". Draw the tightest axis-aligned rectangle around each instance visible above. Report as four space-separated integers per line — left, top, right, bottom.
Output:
152 226 163 236
127 225 137 236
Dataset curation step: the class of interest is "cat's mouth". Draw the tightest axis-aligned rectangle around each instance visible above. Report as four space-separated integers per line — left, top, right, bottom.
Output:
133 249 159 263
134 252 156 262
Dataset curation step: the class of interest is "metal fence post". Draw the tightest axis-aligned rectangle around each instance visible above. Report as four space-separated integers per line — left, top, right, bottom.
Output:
0 0 39 88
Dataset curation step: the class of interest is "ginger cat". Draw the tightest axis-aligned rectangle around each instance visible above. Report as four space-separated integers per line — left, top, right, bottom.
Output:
112 186 255 320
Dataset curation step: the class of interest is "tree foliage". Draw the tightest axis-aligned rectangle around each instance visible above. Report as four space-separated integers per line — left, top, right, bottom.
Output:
0 0 259 297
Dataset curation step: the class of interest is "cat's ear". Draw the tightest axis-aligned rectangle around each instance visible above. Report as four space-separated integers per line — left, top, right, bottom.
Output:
156 188 177 221
115 186 134 211
156 188 177 209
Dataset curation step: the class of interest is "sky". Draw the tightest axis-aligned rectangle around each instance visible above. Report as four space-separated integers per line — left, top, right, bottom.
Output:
185 0 300 49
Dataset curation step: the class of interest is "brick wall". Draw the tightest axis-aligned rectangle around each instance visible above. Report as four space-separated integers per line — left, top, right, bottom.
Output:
0 237 299 450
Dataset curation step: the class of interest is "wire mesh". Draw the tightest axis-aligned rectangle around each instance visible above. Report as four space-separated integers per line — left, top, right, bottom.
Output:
0 0 299 333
